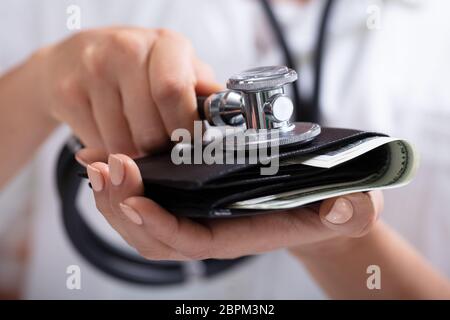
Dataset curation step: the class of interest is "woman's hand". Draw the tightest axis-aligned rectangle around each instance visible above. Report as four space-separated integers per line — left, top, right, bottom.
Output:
35 27 221 157
83 152 384 261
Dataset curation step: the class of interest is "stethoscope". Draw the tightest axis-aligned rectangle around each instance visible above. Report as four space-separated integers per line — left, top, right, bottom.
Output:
56 0 336 285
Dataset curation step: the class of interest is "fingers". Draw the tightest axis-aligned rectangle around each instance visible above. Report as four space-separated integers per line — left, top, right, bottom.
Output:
120 67 168 155
75 148 108 167
122 196 214 260
204 208 336 258
319 191 383 238
120 198 336 260
87 154 186 260
94 154 144 225
66 29 221 159
86 162 131 242
87 153 214 260
88 79 138 156
53 77 104 149
80 38 138 156
107 154 144 208
113 31 168 154
149 30 199 135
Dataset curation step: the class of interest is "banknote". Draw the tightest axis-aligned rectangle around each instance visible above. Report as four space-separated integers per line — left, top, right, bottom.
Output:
230 137 418 210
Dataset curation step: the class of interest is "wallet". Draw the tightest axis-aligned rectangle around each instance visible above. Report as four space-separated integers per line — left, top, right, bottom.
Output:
134 127 417 218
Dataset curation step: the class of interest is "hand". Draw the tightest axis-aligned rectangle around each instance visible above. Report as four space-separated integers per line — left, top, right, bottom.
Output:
83 152 384 261
34 27 221 157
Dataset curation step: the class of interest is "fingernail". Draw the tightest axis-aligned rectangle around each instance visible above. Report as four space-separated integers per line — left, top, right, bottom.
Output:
87 165 104 192
109 154 124 186
325 198 353 224
120 203 143 225
75 153 88 167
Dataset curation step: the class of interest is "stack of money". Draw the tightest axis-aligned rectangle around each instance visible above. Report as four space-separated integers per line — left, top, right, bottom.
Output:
231 137 418 210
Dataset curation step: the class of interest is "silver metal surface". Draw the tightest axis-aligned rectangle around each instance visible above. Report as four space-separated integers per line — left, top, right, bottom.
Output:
201 66 321 149
204 91 244 126
227 66 297 130
226 66 298 92
264 94 294 127
223 122 321 151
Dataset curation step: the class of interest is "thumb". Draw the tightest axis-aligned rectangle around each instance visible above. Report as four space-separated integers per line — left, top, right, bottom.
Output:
319 191 384 238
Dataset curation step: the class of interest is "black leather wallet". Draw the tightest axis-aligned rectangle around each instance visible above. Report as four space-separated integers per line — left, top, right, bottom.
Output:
135 127 393 218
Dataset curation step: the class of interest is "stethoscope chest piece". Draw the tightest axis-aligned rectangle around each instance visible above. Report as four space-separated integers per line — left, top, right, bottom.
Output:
199 66 321 150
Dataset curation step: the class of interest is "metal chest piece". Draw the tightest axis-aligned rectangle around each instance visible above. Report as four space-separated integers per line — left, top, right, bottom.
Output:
202 66 321 150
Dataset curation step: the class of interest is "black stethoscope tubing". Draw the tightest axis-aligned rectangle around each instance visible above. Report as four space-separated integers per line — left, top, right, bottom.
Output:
56 0 336 285
260 0 335 123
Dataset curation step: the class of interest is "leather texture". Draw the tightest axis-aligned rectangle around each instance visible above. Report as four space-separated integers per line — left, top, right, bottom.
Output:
135 127 388 218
